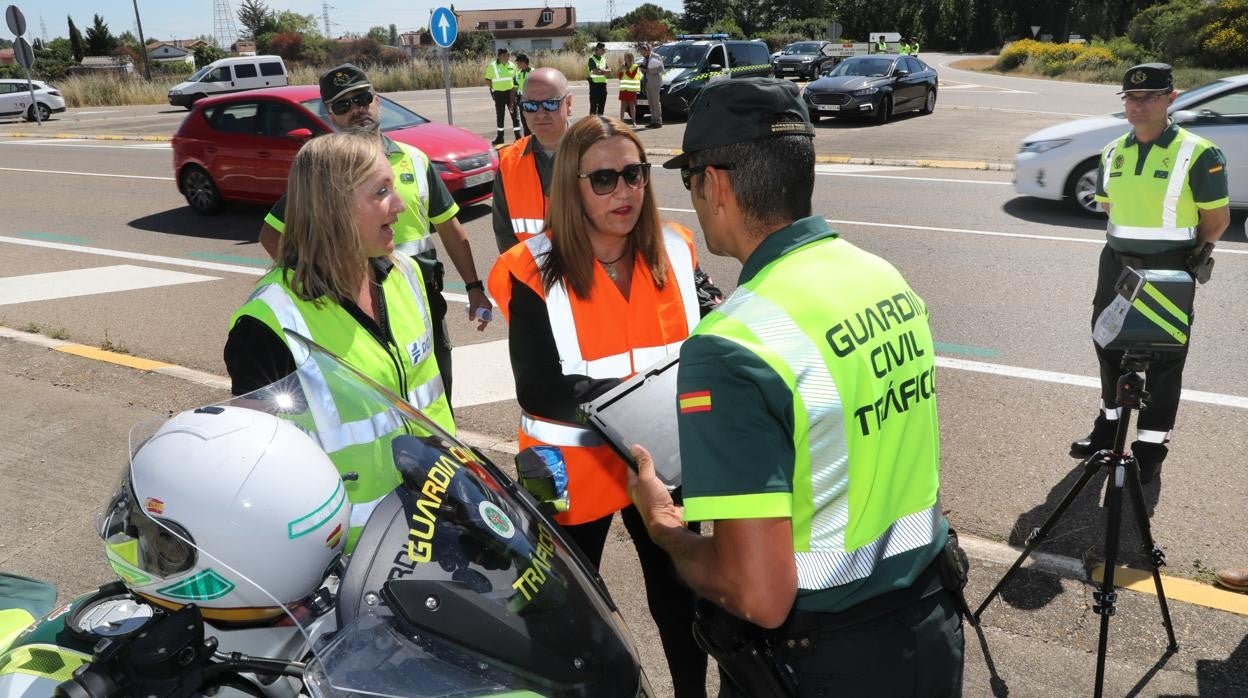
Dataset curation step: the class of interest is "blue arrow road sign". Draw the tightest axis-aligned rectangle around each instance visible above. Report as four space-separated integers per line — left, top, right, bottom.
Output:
431 7 458 48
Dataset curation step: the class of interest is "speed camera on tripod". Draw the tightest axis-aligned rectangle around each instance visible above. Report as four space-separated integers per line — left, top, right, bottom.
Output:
1093 267 1194 354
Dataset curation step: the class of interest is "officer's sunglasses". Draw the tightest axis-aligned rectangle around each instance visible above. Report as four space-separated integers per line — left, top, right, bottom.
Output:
519 95 568 113
329 91 376 115
579 163 651 195
680 163 735 190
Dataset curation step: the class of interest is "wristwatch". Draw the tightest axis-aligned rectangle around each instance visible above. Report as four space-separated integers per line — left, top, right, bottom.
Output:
465 280 485 292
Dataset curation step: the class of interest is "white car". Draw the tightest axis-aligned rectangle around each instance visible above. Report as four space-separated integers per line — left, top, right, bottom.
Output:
0 78 67 122
1015 74 1248 214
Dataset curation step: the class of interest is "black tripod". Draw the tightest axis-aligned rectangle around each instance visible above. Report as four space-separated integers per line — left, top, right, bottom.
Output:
973 353 1178 697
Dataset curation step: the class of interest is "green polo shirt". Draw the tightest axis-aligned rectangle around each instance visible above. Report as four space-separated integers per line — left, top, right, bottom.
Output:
678 215 947 613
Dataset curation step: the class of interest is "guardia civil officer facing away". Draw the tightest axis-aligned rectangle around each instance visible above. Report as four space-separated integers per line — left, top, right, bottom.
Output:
630 77 966 697
1070 63 1230 489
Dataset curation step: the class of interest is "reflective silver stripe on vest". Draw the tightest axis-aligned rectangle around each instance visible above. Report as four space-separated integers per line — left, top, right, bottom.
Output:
1107 223 1196 241
395 236 436 257
535 225 698 379
715 286 939 590
511 218 546 238
349 492 387 529
391 255 446 408
1101 144 1116 195
520 412 605 447
1162 135 1199 230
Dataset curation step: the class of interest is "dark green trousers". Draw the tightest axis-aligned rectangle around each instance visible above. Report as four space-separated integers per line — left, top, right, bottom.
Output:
720 592 964 698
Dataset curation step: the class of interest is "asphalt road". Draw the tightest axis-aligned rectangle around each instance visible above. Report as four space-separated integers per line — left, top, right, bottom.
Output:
2 59 1247 695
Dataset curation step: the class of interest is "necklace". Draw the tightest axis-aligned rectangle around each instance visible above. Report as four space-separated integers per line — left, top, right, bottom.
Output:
596 246 630 281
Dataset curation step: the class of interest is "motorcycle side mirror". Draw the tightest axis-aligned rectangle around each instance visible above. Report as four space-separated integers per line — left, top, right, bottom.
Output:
515 446 569 515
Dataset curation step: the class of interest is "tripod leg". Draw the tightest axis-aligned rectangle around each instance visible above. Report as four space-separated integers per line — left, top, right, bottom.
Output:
973 453 1106 622
1093 459 1127 698
1125 460 1180 652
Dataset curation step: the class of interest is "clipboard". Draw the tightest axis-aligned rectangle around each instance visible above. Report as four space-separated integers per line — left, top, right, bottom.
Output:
579 354 683 489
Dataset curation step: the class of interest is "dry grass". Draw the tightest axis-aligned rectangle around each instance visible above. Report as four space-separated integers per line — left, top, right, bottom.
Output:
952 56 1240 90
55 51 613 107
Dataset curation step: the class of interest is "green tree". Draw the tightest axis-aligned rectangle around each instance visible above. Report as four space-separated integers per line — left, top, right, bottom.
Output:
194 43 227 68
67 16 85 62
237 0 274 40
272 11 320 36
388 23 400 46
450 30 496 58
84 14 119 56
682 0 727 33
366 26 390 44
612 2 679 29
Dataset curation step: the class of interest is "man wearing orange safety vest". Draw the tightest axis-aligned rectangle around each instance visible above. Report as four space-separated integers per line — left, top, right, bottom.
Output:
491 67 572 254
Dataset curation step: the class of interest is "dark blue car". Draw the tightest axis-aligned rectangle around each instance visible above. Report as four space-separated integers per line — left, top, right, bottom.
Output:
802 54 938 125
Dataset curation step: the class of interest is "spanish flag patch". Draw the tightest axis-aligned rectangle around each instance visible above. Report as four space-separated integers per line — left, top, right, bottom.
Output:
679 390 712 413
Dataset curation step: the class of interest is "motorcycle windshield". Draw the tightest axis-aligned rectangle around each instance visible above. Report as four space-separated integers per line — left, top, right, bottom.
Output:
111 332 646 698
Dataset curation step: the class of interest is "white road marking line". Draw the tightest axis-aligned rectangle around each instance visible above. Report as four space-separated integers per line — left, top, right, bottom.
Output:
0 166 173 180
451 339 516 407
0 141 171 150
74 110 120 115
0 236 477 302
655 209 1248 256
814 164 916 174
817 171 1011 186
0 264 218 306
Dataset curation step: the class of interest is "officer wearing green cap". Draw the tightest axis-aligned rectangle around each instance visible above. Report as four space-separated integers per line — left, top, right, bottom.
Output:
1070 63 1230 489
629 77 964 696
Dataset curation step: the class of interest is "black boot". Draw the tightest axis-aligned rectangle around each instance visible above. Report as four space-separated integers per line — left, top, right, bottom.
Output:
1130 440 1167 485
492 131 504 146
1070 415 1118 458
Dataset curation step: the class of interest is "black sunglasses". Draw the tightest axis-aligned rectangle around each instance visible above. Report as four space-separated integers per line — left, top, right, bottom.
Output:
579 163 651 195
680 163 735 190
519 95 568 113
329 91 375 116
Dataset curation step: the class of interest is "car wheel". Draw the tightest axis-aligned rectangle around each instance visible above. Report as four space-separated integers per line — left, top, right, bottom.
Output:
920 88 936 114
181 166 225 215
187 93 208 109
874 95 891 125
1066 158 1104 216
26 103 51 122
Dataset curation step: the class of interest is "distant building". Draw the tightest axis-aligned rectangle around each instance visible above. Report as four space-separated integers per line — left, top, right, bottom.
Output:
408 6 578 53
147 39 209 65
232 40 257 56
70 55 136 75
0 48 14 66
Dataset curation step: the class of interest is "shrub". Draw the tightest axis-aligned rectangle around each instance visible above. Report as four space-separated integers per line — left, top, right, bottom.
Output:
1199 15 1248 68
1072 46 1116 70
1095 36 1154 64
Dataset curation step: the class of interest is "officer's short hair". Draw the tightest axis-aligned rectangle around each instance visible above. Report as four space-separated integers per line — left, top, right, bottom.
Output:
515 52 530 64
691 136 814 226
498 48 509 57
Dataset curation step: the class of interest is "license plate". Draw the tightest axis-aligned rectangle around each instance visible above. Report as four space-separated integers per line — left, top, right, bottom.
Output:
817 104 840 111
780 67 794 72
463 171 494 188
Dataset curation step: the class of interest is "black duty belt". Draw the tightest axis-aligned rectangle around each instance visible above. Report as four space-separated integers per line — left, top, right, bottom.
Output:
1109 247 1192 270
778 552 946 637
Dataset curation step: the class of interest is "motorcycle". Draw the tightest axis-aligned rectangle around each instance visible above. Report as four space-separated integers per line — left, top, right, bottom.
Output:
0 333 652 697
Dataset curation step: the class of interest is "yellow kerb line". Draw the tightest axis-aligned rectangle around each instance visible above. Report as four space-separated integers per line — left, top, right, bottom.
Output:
1091 564 1248 617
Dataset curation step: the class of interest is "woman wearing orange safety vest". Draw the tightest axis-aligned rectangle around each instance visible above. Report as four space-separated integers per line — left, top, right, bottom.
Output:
488 116 715 698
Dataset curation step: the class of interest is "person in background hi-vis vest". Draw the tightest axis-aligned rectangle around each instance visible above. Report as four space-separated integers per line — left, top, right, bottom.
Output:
486 48 522 145
514 52 532 137
1069 63 1229 497
617 51 641 126
227 133 456 550
630 78 965 696
588 42 609 115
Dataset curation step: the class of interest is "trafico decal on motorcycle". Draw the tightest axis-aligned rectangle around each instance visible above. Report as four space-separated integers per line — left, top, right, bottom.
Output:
511 524 557 602
405 454 463 563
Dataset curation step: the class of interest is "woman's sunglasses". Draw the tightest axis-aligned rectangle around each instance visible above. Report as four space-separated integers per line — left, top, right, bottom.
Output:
578 163 651 195
519 95 568 113
329 91 376 116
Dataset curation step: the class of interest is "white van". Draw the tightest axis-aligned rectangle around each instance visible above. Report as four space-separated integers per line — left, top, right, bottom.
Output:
168 55 288 108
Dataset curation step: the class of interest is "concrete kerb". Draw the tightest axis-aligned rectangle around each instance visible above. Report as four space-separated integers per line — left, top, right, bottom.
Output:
641 147 1014 172
13 323 1248 617
0 132 172 142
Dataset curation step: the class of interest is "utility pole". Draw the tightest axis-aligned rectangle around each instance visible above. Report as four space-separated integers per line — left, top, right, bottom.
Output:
132 0 153 80
39 14 48 43
322 2 332 37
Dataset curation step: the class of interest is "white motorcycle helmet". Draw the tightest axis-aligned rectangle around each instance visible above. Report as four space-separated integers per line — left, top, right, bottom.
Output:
99 405 351 624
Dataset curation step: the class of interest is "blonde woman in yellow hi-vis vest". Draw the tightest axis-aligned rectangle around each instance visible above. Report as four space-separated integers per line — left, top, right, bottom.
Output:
1070 62 1230 496
617 52 641 126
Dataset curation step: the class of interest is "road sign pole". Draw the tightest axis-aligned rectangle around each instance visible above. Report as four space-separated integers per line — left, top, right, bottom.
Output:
442 47 453 125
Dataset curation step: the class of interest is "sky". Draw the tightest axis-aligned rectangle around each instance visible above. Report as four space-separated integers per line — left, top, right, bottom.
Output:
16 0 686 44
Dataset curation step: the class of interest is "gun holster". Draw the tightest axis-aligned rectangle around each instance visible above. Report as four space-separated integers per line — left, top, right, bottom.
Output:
691 599 797 698
938 527 975 623
1184 242 1215 284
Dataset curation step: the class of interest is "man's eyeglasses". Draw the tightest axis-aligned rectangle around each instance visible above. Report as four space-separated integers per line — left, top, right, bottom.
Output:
519 95 568 113
329 91 375 115
579 163 651 195
1121 91 1169 105
680 163 734 190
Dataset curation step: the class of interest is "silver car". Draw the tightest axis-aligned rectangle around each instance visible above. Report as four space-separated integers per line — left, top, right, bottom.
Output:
1014 74 1248 214
0 78 67 122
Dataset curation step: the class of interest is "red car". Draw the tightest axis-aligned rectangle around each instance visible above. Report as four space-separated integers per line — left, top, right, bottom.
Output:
172 85 497 214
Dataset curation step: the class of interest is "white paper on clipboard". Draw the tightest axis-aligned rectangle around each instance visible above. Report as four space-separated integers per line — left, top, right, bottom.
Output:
580 354 682 489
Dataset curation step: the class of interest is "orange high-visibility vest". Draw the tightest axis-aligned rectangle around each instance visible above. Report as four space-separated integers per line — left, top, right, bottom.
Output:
489 224 701 525
498 136 548 242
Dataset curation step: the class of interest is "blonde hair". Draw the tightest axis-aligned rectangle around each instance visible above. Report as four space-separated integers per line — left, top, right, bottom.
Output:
277 132 385 305
543 116 665 299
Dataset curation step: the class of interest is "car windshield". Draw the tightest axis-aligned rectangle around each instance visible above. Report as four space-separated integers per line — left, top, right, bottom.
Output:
828 58 894 78
784 43 821 55
656 43 708 69
187 65 212 82
301 95 429 132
